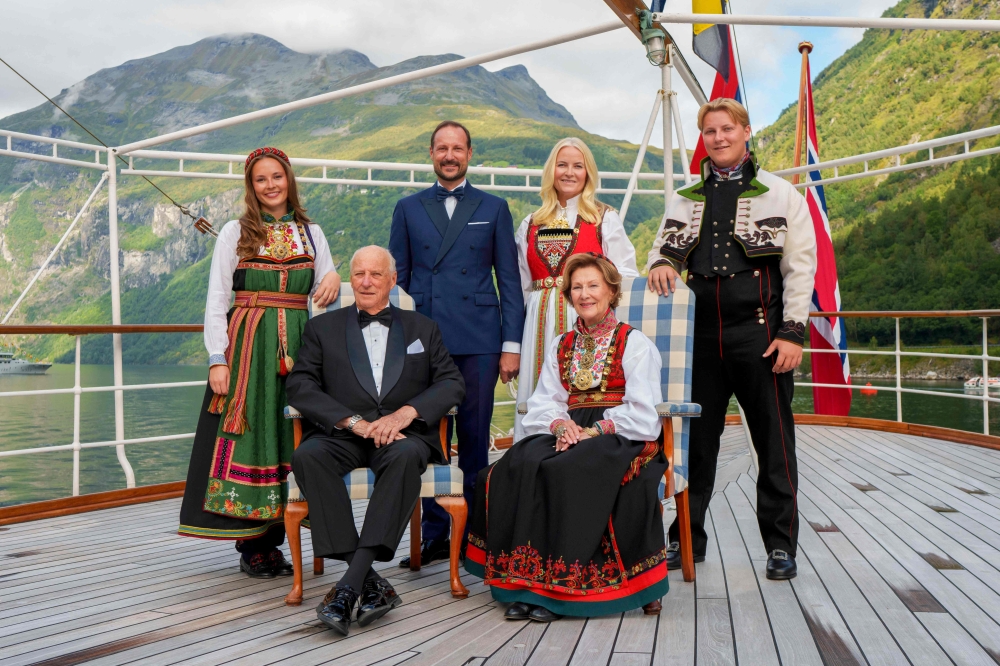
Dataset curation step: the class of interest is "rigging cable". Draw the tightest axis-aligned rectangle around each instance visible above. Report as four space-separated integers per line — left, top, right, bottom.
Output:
725 0 760 158
0 55 198 220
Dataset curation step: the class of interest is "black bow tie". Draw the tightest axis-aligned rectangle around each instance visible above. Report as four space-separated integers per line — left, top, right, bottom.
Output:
435 184 465 202
359 307 392 329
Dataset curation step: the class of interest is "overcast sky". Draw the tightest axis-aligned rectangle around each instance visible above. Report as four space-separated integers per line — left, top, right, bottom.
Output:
0 0 898 149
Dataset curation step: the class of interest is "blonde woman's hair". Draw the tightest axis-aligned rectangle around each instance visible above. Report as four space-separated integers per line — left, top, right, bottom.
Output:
532 137 604 227
697 98 750 131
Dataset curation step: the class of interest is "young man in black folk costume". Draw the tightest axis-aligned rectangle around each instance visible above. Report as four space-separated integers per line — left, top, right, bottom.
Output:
647 99 816 579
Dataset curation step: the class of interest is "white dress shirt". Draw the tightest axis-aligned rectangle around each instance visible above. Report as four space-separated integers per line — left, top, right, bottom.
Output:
204 219 336 362
438 178 520 355
438 178 467 219
361 320 389 394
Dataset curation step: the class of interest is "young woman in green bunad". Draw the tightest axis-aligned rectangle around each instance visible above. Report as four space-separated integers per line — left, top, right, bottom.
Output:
179 147 341 577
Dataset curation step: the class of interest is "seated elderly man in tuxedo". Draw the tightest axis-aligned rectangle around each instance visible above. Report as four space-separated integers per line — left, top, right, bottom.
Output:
287 245 465 636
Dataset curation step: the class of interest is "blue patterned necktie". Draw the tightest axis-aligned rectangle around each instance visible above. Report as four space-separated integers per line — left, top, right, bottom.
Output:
435 184 465 202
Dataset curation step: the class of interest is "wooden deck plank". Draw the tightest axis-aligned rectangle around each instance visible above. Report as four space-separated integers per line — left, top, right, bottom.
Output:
795 447 1000 658
525 617 584 666
695 598 735 666
613 608 657 653
915 612 1000 666
567 616 621 666
608 654 651 666
484 621 548 666
695 510 726 600
404 606 525 666
709 492 779 665
750 560 823 666
651 570 695 666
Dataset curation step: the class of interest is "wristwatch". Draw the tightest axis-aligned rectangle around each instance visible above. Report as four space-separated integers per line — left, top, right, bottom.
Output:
346 414 364 433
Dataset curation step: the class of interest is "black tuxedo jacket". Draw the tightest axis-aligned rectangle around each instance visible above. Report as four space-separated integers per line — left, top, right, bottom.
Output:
286 304 465 463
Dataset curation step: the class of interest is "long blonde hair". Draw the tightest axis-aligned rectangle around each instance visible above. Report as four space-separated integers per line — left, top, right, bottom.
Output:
236 152 312 259
532 137 603 227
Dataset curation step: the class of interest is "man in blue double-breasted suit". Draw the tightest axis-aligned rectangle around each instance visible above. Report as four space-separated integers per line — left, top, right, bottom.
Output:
389 121 524 566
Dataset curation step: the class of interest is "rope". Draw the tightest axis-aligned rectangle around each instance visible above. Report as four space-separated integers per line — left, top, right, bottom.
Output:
726 1 760 158
0 56 197 220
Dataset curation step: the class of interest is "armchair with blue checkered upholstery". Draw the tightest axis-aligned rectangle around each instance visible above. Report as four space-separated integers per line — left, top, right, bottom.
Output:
516 276 700 582
282 285 469 607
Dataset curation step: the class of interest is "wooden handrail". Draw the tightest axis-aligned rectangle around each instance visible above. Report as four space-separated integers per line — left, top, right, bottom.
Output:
1 310 997 336
0 324 203 335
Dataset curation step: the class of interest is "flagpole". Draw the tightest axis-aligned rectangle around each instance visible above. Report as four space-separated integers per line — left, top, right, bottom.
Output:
791 41 812 185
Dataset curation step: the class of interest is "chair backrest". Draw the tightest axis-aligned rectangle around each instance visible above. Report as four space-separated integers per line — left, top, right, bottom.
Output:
312 284 415 315
615 277 695 494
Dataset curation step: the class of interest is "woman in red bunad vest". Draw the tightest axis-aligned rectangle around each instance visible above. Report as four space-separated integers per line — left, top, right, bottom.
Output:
465 254 668 621
178 147 340 578
514 137 638 441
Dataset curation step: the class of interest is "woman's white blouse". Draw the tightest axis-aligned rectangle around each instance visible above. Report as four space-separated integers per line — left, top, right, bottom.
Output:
521 329 663 442
204 220 335 361
514 195 640 301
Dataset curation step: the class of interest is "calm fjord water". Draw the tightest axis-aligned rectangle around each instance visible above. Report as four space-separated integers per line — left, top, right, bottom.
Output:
1 364 997 506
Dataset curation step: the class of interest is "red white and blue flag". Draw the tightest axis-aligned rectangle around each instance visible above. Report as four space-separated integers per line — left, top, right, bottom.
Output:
802 59 852 416
689 1 742 172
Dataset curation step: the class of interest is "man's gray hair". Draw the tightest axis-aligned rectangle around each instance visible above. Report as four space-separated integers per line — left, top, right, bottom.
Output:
350 245 397 273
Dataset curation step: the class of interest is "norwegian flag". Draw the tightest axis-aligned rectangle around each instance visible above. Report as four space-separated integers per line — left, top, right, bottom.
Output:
803 59 852 416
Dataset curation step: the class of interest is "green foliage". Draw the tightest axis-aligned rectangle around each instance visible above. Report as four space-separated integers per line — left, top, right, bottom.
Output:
7 195 45 263
118 223 165 252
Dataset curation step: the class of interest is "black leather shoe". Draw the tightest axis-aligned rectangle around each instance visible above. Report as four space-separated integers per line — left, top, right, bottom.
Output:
239 553 277 579
357 578 402 628
398 538 451 568
268 549 294 577
504 602 531 620
766 550 797 580
665 541 705 570
317 585 359 636
528 606 561 623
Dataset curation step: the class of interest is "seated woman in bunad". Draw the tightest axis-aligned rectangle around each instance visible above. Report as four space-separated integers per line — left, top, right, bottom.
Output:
513 137 638 441
466 253 668 622
178 146 341 578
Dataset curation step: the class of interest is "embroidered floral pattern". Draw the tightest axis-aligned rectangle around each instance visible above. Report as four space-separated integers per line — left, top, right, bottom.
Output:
566 311 618 387
484 542 626 593
777 320 806 345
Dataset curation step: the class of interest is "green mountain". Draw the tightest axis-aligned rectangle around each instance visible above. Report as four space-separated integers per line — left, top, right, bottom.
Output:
753 0 1000 345
0 34 672 364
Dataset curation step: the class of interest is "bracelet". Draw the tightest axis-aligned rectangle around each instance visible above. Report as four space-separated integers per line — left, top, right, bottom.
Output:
583 427 600 437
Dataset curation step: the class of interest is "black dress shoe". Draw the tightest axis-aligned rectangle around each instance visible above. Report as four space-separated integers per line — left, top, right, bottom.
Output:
268 549 295 577
528 606 561 623
317 585 359 636
766 550 797 580
504 602 531 620
398 538 451 568
239 553 277 579
665 541 705 570
357 578 402 627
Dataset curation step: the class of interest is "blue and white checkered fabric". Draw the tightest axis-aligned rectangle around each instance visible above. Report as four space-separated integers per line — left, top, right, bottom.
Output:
311 285 415 315
342 464 464 500
616 277 696 494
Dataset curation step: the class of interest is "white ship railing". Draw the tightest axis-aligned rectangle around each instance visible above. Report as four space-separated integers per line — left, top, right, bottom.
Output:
1 311 997 499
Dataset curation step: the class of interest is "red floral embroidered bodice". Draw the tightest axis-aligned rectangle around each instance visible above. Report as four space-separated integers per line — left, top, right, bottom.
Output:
558 320 631 410
526 217 604 281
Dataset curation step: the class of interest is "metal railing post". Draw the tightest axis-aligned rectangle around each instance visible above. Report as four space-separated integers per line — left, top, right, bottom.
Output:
984 317 991 436
895 318 903 422
619 89 664 223
72 336 82 496
661 57 674 209
106 149 136 488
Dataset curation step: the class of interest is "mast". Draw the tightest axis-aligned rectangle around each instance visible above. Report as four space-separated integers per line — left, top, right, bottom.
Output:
792 41 813 185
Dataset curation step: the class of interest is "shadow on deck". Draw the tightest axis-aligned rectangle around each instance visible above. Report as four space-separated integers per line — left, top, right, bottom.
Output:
2 425 1000 665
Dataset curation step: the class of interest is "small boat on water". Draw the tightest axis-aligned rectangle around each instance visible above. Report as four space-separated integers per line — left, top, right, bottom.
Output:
0 350 51 375
963 376 1000 392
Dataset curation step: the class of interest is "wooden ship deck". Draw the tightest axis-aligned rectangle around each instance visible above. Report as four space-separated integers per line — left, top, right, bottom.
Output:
3 424 1000 666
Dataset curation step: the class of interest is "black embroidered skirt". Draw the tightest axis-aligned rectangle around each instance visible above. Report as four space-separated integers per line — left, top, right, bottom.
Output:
464 407 668 616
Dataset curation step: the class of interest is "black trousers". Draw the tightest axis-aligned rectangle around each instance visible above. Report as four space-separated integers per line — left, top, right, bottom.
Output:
291 434 433 561
668 267 799 557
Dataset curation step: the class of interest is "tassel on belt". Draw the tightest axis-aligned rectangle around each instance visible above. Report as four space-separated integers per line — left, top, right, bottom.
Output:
209 291 309 435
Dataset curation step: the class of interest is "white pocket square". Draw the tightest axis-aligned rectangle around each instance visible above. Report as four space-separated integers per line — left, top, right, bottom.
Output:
467 221 490 226
406 339 425 354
